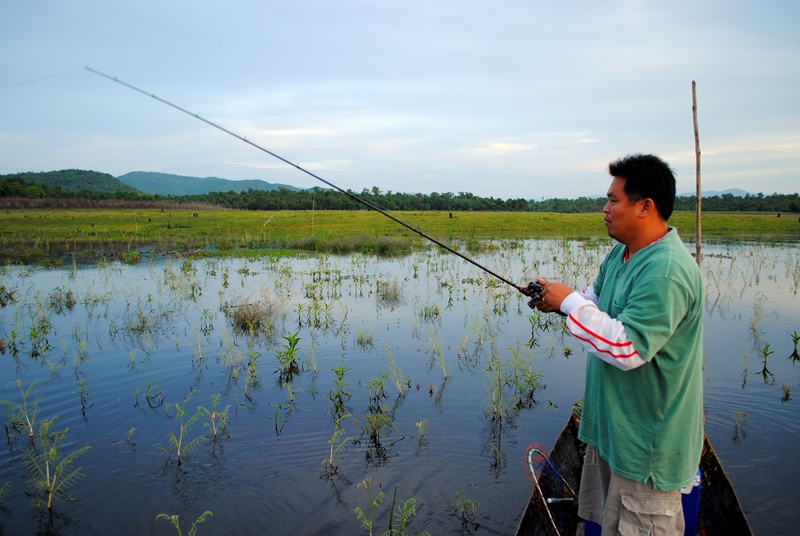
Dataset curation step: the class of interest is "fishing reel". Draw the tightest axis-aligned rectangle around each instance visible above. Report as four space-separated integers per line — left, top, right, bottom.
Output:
519 281 545 302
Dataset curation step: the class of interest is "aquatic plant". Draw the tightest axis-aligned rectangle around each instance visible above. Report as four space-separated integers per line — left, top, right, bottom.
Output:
528 310 557 348
156 511 213 536
275 331 301 380
483 357 511 425
268 401 292 435
384 345 407 396
732 411 748 444
224 300 276 337
353 478 384 536
48 286 76 314
428 327 448 379
0 284 18 307
354 374 397 446
741 349 749 390
198 394 231 441
245 341 261 393
322 416 351 476
352 476 429 536
0 481 11 503
507 348 543 409
755 342 775 384
1 379 40 441
366 373 389 414
419 303 441 323
27 304 53 358
748 292 767 339
199 308 214 336
415 419 428 438
160 390 204 465
386 486 427 536
451 490 479 531
356 327 376 348
24 417 91 510
781 385 792 403
126 306 170 336
789 330 800 363
134 380 165 410
76 376 94 414
329 360 352 419
376 279 403 308
219 329 244 381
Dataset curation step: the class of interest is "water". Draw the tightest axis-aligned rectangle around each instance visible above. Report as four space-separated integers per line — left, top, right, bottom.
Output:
0 239 797 535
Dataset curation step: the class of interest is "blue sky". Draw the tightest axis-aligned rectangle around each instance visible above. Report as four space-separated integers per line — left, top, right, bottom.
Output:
2 1 798 199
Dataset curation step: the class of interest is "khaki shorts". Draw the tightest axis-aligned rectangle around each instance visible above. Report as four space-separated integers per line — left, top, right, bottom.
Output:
578 446 684 535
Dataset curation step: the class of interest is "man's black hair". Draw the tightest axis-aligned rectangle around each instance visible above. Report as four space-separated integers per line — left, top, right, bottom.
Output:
608 154 676 221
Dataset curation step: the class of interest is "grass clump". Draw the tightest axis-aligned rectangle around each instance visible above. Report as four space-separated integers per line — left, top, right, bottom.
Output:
355 327 376 348
224 300 276 337
376 279 403 308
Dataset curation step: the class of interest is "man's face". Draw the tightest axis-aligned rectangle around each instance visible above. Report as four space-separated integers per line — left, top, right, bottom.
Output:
603 176 644 244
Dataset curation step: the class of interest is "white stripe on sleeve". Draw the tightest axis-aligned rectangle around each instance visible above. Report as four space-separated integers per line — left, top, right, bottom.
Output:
559 290 646 371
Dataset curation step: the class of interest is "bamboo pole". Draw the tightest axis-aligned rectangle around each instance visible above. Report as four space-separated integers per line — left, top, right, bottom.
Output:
692 81 702 266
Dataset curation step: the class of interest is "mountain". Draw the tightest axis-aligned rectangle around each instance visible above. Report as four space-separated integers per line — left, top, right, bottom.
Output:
118 171 300 196
678 188 750 197
2 170 139 194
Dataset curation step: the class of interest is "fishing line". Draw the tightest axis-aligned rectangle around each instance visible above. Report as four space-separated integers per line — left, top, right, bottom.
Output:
84 66 542 299
2 67 84 90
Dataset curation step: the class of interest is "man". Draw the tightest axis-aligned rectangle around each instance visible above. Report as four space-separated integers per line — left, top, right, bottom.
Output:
533 154 704 534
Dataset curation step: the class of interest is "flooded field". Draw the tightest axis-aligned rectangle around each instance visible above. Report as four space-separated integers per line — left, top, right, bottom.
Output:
0 238 798 535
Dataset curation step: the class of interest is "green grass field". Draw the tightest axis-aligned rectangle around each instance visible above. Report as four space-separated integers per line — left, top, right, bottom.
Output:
1 207 797 264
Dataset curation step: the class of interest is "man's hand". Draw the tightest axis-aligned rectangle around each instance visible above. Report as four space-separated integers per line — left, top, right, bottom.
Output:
529 278 574 314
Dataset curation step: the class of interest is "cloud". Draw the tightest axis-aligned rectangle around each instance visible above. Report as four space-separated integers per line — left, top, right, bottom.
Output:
466 142 536 155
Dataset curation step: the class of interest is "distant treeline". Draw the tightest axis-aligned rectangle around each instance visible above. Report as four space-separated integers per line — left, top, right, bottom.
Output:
1 176 798 213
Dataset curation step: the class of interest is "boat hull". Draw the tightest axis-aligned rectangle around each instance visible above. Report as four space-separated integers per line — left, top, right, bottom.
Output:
515 414 753 536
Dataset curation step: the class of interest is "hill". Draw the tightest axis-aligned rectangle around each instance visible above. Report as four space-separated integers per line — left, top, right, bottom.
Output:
679 188 750 197
1 170 139 194
118 171 300 196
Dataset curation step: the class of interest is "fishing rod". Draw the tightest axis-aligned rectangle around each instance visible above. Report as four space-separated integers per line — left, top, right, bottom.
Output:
84 66 544 301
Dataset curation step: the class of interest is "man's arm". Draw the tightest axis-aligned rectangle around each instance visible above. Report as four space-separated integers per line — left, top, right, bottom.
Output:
533 280 645 371
560 292 646 371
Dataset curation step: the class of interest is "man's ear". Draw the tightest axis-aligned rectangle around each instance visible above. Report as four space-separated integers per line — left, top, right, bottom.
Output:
639 198 656 217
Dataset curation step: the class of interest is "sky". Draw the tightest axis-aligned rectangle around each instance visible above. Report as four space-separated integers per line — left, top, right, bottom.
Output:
1 1 798 200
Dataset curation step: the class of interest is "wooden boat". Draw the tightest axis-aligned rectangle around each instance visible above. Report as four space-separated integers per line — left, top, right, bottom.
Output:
515 410 753 536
